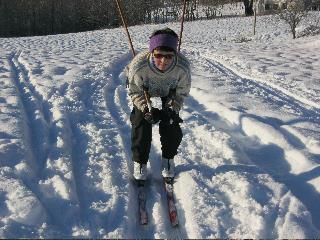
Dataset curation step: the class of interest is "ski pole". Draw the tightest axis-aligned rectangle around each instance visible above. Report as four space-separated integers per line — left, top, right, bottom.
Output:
178 0 187 52
115 0 136 58
143 86 153 112
114 0 152 115
115 0 151 101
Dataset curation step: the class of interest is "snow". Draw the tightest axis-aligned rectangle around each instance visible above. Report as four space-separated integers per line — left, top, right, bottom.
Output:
0 12 320 238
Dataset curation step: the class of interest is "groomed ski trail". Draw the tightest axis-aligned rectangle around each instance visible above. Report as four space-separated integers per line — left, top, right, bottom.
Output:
7 52 70 235
98 50 320 238
1 45 319 238
175 50 320 238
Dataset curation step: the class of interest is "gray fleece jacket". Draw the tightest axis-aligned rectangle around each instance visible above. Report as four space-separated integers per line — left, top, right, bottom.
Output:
127 50 191 113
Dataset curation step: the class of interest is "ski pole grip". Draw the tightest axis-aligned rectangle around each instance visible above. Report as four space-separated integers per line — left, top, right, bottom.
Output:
167 88 176 109
143 87 152 112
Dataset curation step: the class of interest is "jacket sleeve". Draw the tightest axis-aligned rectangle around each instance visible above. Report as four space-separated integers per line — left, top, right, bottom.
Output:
173 67 191 113
128 73 147 112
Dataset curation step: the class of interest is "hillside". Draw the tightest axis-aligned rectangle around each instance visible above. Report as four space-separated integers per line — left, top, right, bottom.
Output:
0 13 320 238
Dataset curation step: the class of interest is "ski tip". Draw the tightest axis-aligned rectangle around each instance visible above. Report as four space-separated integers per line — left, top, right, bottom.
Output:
140 217 148 225
170 217 179 227
172 222 179 227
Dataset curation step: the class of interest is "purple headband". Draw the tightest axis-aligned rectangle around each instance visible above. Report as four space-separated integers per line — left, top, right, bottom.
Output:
149 34 178 52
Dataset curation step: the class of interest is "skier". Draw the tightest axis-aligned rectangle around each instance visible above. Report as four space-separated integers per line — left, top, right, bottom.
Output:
127 28 191 181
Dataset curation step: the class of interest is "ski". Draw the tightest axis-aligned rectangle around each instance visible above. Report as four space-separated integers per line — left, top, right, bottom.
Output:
164 177 179 227
137 180 148 225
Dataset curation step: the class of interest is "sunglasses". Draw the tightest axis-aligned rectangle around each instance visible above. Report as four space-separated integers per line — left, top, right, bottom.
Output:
153 53 175 60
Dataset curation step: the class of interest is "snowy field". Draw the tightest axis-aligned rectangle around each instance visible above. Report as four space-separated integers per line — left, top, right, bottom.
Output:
0 12 320 238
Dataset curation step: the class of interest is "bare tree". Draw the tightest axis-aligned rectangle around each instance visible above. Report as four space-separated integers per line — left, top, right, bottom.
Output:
243 0 254 16
200 0 220 19
279 0 308 39
0 0 255 37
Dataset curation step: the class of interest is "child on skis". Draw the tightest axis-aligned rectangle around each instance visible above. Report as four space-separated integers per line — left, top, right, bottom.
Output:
127 28 191 181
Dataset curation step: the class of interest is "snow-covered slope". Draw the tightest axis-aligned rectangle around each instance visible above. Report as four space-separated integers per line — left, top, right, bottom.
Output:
0 13 320 238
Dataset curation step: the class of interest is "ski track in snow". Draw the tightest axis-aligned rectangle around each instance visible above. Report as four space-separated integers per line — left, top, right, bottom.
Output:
1 47 190 238
6 52 61 234
182 94 320 237
105 49 320 238
205 57 320 232
204 55 320 122
103 54 145 238
0 47 319 238
182 51 320 237
9 52 50 173
1 48 319 238
6 51 93 237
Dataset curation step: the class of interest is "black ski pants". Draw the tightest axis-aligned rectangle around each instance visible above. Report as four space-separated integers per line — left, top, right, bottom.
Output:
130 97 183 164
